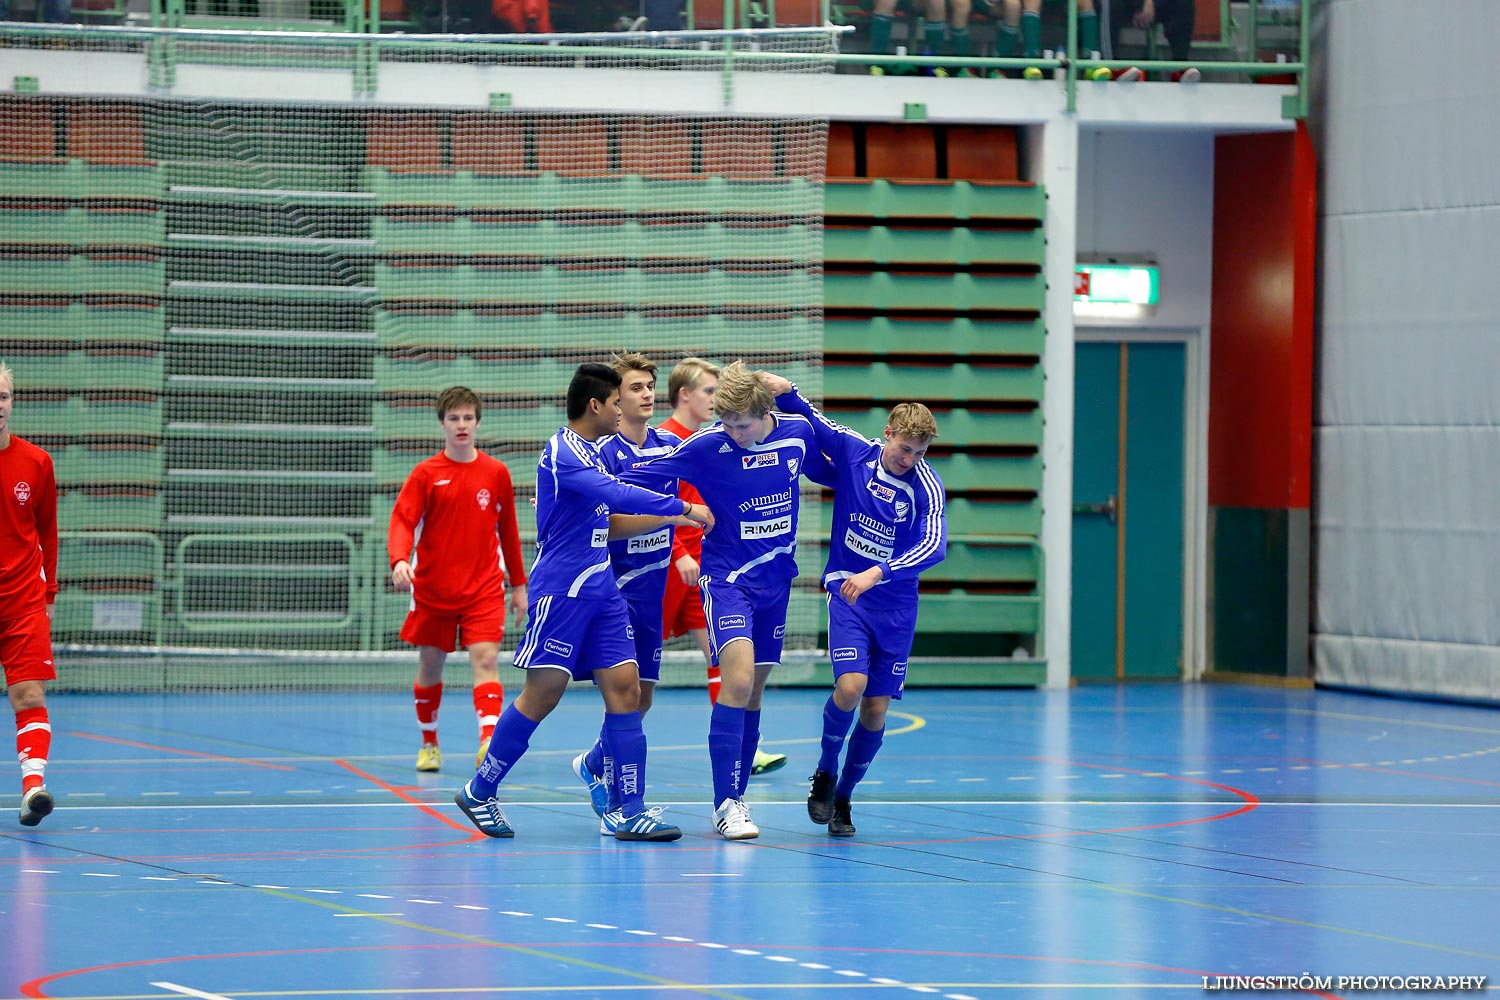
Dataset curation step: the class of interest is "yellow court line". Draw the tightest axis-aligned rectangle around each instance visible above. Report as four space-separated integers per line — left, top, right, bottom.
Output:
1097 884 1500 962
245 889 755 1000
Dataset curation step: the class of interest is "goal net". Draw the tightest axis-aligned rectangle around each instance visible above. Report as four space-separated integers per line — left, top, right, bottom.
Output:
0 25 836 690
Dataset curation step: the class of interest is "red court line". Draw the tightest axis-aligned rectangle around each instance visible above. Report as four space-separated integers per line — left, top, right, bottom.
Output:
70 732 296 771
336 758 489 840
865 758 1260 848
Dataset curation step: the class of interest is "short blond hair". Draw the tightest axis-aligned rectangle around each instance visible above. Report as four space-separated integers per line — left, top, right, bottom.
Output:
713 361 775 419
886 402 938 441
611 352 657 380
0 361 12 392
667 357 720 408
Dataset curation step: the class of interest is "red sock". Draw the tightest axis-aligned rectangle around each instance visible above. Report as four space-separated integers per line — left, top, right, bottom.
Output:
414 683 442 746
472 681 504 742
706 663 721 705
16 707 50 793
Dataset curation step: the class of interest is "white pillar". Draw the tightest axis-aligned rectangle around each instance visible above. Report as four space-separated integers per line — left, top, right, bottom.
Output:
1034 115 1079 690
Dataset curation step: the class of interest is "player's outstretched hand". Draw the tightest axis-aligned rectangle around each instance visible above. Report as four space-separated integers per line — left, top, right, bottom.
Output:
839 565 884 605
686 502 716 534
761 373 793 396
675 553 701 587
506 583 527 627
391 560 415 592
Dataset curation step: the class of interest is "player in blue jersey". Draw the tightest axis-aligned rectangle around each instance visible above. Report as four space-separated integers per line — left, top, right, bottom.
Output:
625 361 832 839
568 353 685 833
763 374 947 838
454 363 713 843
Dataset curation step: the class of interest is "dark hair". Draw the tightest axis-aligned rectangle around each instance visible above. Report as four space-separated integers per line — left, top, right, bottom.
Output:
567 363 622 420
437 386 482 422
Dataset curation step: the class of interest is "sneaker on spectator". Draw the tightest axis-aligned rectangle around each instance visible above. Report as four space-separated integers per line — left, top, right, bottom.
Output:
807 770 836 824
1116 66 1144 81
571 752 610 817
1176 66 1201 83
416 744 441 772
712 797 760 840
454 783 515 838
614 806 682 842
19 786 53 828
828 798 856 838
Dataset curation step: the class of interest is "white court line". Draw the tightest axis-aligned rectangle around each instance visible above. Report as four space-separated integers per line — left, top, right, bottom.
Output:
32 799 1500 812
153 982 234 1000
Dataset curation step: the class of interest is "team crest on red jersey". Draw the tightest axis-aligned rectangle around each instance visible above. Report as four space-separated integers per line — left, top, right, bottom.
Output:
13 481 31 505
476 488 492 510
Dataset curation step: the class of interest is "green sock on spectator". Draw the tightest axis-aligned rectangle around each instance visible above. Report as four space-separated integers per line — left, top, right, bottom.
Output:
1020 9 1041 57
870 12 893 53
923 20 945 55
948 26 970 56
996 21 1018 57
1079 9 1099 54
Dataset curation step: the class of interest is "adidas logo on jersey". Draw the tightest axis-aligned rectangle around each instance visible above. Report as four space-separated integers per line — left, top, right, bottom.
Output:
719 443 733 453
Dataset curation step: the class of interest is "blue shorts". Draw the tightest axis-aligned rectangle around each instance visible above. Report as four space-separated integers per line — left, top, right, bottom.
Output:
512 592 637 681
826 593 916 700
623 592 665 684
700 578 790 667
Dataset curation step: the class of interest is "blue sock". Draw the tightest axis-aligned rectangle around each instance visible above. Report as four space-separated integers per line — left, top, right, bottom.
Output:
735 709 762 798
604 711 647 818
835 722 884 800
470 702 539 798
817 697 856 775
708 702 745 806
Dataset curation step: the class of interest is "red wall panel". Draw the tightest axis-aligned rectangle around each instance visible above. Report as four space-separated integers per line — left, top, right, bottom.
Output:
1209 123 1316 510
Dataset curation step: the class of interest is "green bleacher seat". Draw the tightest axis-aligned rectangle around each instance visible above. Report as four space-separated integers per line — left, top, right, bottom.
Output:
825 316 1045 359
825 271 1044 313
915 592 1041 634
0 159 164 201
0 303 164 343
52 443 164 486
370 170 817 217
374 309 820 357
820 406 1041 448
824 226 1043 267
0 206 165 248
825 362 1043 405
918 539 1039 583
52 590 163 643
371 218 812 262
58 489 164 531
374 263 818 309
941 497 1041 536
923 452 1042 493
12 350 164 392
58 531 163 581
22 397 162 438
825 179 1045 222
0 254 164 297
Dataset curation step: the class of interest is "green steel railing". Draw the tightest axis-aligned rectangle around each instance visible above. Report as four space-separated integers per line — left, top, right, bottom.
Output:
0 0 1310 116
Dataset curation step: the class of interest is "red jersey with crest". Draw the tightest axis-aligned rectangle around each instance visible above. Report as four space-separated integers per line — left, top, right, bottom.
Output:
0 434 59 614
387 451 527 612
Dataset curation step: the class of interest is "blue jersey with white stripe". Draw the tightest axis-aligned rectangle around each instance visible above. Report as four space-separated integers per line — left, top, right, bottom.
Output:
776 388 946 611
595 426 683 601
625 412 831 589
528 426 685 600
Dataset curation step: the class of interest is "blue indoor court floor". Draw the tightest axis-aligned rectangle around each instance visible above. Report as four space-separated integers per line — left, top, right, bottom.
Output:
2 682 1498 999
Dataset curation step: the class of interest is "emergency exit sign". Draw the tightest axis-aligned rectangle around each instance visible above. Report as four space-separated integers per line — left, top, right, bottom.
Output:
1074 263 1159 305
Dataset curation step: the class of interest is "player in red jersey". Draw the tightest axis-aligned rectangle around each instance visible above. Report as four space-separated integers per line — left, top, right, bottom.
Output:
0 362 59 827
388 386 528 772
659 358 787 776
